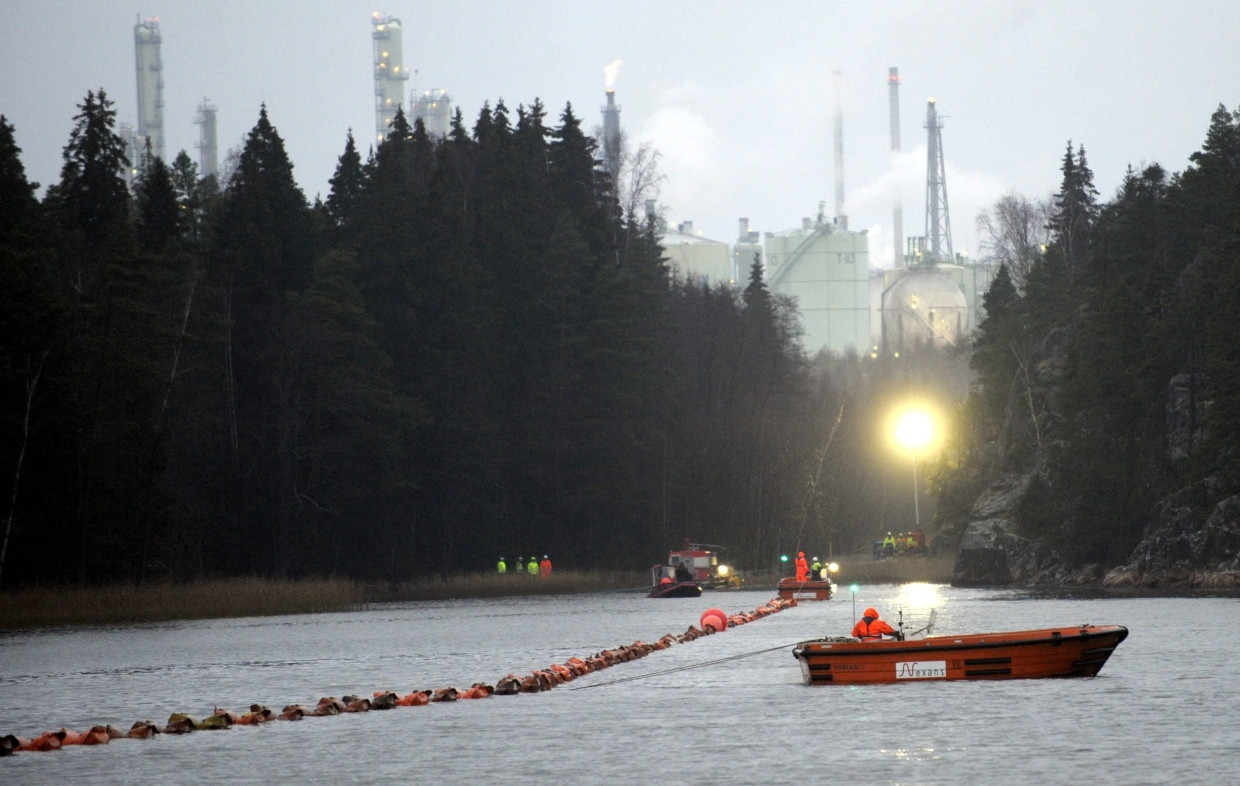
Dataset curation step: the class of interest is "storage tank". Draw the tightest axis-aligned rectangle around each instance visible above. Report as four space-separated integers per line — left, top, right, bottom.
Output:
880 268 969 353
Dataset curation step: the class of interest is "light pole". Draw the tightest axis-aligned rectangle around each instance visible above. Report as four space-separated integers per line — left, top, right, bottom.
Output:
911 459 920 528
890 405 939 531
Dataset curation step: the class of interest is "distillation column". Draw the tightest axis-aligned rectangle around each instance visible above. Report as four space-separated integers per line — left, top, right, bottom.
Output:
134 17 165 162
372 14 410 142
195 99 218 179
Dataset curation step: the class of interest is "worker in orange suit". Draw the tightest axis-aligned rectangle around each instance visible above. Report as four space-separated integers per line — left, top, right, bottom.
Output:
851 607 898 641
795 551 808 581
539 555 552 578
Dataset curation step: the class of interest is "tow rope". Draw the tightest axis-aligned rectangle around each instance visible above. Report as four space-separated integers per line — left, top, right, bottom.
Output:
569 642 794 690
2 596 799 756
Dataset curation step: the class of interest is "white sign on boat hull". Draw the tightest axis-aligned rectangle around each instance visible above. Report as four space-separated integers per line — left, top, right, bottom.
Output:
896 660 947 679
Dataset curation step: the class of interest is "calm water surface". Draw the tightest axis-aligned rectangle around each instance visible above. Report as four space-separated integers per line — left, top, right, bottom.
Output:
2 586 1237 784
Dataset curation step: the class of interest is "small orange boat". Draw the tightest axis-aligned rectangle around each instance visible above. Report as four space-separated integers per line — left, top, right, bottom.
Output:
793 623 1128 684
777 577 833 601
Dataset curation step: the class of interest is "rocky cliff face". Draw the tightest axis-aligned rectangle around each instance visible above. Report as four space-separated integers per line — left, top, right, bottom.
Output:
1103 483 1240 588
946 329 1240 588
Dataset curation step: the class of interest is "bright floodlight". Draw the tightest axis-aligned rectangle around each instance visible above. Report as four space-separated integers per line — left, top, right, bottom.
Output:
887 402 942 459
895 410 934 451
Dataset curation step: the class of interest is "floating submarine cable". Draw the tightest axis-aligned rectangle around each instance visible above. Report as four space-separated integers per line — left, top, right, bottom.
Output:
2 597 799 756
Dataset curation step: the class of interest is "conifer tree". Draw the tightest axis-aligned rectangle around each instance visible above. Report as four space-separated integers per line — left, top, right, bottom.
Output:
549 103 610 252
969 263 1022 436
1051 164 1171 562
1174 105 1240 482
134 142 180 252
0 115 38 234
208 105 317 573
0 116 58 586
280 250 423 576
167 150 212 243
1047 142 1098 273
215 104 313 295
325 129 364 231
56 89 131 243
1024 142 1097 331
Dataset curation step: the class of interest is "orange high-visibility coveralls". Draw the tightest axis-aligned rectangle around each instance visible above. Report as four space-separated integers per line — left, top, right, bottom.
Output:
851 607 896 641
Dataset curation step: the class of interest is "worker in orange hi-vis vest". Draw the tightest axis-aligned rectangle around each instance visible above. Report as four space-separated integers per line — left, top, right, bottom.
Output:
851 607 897 641
795 551 808 581
539 555 552 578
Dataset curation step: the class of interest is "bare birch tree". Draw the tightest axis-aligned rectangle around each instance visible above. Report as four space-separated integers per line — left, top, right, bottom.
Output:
975 192 1051 291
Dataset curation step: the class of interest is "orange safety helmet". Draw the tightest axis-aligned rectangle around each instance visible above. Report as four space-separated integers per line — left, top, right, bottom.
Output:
798 551 805 558
863 607 879 620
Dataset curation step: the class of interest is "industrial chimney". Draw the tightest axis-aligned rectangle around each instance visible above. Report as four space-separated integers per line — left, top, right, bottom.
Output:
601 89 622 182
888 67 904 268
832 71 846 230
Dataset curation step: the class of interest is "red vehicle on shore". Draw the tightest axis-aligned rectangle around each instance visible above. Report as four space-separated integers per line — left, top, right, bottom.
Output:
653 541 742 590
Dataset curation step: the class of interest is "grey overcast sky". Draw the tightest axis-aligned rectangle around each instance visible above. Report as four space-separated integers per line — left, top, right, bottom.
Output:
2 1 1238 267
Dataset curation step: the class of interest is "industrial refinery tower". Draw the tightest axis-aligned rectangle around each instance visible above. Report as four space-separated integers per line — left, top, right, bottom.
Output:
600 59 624 184
372 14 409 142
888 67 904 269
134 17 165 162
411 90 452 138
601 89 622 184
879 96 972 355
832 71 847 229
194 99 218 179
923 99 953 262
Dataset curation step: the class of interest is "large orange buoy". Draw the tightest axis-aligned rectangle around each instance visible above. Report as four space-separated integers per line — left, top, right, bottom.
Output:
700 608 727 633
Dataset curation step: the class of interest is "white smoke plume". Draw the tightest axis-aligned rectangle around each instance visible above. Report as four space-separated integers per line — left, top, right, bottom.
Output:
604 58 623 89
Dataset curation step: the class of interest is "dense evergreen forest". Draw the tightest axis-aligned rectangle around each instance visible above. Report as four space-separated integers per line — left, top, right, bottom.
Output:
0 90 894 587
3 90 1238 587
937 104 1240 575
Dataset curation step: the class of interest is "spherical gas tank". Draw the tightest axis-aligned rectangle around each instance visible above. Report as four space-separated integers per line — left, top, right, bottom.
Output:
881 268 969 352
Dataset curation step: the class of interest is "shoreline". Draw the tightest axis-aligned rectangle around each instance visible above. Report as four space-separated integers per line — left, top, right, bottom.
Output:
0 559 957 630
0 571 647 631
13 554 1223 630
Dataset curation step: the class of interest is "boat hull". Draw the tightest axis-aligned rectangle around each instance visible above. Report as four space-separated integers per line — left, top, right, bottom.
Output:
793 624 1127 684
777 577 833 601
647 581 703 598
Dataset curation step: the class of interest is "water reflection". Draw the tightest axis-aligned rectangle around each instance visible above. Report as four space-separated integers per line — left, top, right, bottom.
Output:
893 581 943 614
1 589 1236 784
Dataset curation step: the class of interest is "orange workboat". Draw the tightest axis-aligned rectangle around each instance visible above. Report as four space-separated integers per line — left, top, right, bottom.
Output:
777 577 834 601
793 623 1128 684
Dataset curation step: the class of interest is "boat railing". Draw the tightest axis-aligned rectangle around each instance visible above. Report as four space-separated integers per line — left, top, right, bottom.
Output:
902 608 937 640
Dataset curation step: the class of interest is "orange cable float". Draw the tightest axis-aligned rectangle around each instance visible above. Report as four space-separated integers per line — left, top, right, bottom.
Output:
0 597 797 756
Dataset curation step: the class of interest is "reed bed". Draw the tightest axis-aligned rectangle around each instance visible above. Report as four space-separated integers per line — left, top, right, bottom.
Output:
371 569 648 603
0 561 955 630
0 577 368 630
0 571 649 630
